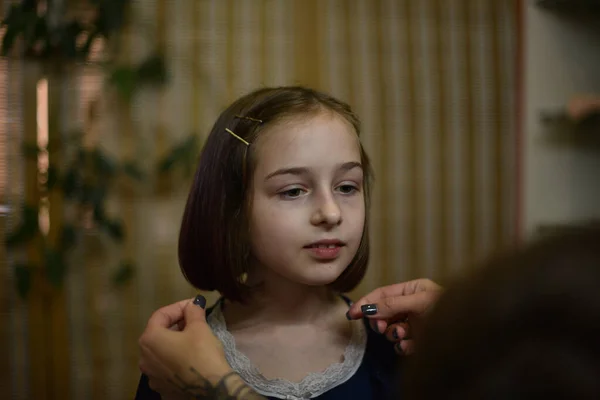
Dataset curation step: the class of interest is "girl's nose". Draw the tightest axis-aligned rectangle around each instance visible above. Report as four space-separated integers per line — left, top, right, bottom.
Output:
310 194 342 227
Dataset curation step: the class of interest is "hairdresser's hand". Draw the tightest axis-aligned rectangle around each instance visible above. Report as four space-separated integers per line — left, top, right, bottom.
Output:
347 279 443 355
139 296 263 399
567 94 600 121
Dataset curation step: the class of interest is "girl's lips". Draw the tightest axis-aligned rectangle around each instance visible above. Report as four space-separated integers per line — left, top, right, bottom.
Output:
304 242 344 260
304 239 345 248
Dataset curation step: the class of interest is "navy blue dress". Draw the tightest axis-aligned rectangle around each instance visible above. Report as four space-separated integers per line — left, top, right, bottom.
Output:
135 300 401 400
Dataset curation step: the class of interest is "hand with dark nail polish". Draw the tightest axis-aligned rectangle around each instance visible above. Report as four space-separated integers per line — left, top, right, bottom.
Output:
361 304 378 315
346 278 443 352
395 342 403 355
369 319 379 333
193 295 207 309
138 297 235 398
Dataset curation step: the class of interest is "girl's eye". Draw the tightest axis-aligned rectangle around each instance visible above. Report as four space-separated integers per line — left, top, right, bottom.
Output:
279 188 306 199
337 184 358 194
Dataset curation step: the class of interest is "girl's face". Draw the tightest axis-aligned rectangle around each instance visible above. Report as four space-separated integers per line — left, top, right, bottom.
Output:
248 111 365 287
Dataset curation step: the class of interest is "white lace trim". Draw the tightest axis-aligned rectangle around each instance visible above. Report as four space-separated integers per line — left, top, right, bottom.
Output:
207 301 367 400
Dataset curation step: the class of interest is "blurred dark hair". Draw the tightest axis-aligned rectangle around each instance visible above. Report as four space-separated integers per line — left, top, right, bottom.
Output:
179 86 373 303
404 224 600 399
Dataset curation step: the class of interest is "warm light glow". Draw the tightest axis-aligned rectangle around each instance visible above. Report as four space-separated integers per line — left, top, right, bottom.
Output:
37 79 50 236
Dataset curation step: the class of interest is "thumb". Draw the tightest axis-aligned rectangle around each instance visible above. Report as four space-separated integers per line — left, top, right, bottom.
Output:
183 295 208 324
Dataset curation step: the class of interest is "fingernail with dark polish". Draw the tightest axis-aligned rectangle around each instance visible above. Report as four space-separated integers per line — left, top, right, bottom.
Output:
193 295 206 309
369 320 378 332
392 328 399 340
361 304 378 315
345 311 352 320
395 342 403 355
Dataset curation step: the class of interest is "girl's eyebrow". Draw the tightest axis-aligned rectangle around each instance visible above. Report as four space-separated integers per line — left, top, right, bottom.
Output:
264 161 363 182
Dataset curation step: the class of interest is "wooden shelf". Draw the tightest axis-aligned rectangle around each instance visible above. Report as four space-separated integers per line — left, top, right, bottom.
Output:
539 109 600 147
540 109 600 126
536 0 600 15
537 220 600 238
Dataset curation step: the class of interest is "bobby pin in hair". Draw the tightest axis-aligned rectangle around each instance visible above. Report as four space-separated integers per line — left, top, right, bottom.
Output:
234 115 263 123
225 128 250 146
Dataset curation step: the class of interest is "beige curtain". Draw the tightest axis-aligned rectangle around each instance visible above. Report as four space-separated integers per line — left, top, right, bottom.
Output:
2 1 518 399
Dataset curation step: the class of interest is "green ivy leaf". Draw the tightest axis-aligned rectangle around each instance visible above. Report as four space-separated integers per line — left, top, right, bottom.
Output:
59 224 77 251
62 167 80 199
157 152 177 173
93 203 106 225
60 20 83 60
22 204 39 226
136 55 168 85
79 182 94 204
92 148 118 177
0 6 22 56
90 186 107 209
45 247 67 288
1 3 21 25
112 261 135 287
121 162 145 181
46 164 60 191
108 66 138 100
96 0 130 34
76 147 87 164
78 29 99 60
183 135 200 177
158 135 199 173
104 219 124 242
24 14 47 57
21 142 41 159
63 130 84 145
14 263 33 299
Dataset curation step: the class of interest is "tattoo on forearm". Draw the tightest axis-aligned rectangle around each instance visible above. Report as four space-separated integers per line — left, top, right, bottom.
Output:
168 367 266 400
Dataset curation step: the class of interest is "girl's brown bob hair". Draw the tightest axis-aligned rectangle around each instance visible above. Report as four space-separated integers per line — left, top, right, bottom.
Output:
178 86 374 302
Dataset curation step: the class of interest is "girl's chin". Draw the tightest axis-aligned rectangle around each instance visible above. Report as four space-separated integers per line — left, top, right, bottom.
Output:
293 270 346 287
252 259 350 287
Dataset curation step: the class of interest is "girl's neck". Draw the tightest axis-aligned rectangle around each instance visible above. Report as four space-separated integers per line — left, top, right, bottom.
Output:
223 271 344 327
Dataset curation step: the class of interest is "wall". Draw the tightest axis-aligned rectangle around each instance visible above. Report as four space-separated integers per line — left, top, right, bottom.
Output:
522 0 600 238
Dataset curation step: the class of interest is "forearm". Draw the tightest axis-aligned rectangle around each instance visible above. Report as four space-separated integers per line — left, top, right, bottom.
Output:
169 367 266 400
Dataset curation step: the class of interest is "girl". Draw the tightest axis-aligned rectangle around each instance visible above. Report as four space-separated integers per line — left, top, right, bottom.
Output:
135 86 399 400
